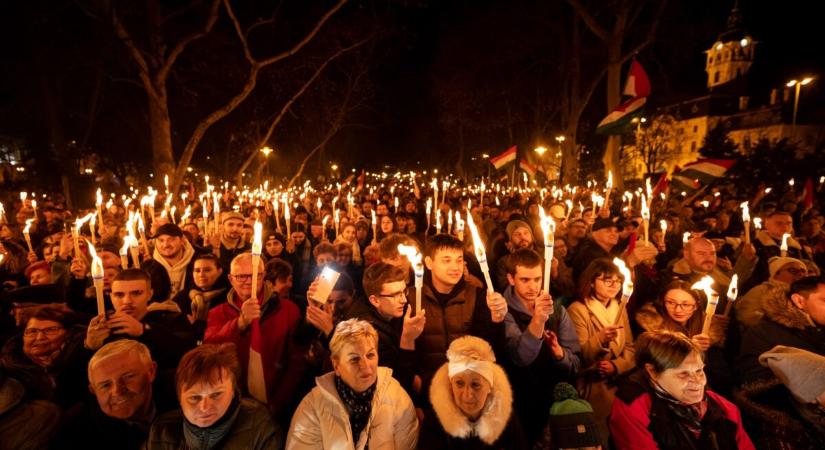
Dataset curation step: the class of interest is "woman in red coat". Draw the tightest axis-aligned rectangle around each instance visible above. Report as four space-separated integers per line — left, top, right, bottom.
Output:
610 330 754 450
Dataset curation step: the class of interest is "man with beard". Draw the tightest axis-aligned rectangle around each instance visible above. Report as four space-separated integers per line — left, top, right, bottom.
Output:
55 340 176 450
84 269 196 370
492 219 536 291
143 223 197 301
209 212 250 272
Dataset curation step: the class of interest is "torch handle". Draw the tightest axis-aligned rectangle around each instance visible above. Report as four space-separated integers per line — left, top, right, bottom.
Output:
93 279 105 317
723 300 734 318
251 257 260 302
702 297 719 336
743 221 750 245
543 248 553 293
130 247 141 269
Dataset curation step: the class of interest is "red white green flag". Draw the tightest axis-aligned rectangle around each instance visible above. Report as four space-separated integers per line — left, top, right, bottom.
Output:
596 60 650 135
671 159 736 192
519 159 537 178
490 146 517 170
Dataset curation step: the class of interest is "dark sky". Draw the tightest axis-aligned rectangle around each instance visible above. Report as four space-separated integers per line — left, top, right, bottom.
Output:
1 0 823 185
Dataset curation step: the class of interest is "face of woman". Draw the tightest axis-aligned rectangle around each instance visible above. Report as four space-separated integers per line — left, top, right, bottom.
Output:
180 369 235 428
23 318 67 364
193 260 222 290
0 225 12 239
450 371 492 420
342 226 355 242
648 351 706 404
593 273 622 301
336 250 352 267
332 336 378 393
265 238 283 257
380 216 393 233
663 289 697 325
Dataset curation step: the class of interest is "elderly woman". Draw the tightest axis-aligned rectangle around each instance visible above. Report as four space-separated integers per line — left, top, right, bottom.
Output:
287 319 418 450
419 336 528 450
0 303 88 409
610 331 755 450
567 258 635 428
145 343 282 449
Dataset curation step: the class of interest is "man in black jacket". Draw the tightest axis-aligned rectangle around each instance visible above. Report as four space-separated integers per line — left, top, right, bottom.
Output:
84 269 196 369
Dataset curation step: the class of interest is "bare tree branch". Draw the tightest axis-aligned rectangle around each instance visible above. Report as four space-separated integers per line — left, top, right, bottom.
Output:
566 0 609 41
258 0 348 66
111 7 158 100
617 0 668 67
157 0 221 83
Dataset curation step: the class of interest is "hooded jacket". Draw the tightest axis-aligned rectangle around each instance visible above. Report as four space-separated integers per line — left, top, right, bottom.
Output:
737 289 825 384
150 238 196 300
419 358 528 449
286 367 419 450
735 278 789 329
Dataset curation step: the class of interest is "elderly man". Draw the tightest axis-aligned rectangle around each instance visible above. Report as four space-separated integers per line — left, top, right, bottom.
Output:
55 340 176 450
736 257 807 328
204 253 306 423
84 269 196 369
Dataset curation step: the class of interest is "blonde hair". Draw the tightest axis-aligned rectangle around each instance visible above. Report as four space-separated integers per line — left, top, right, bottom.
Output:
329 319 378 362
88 339 153 380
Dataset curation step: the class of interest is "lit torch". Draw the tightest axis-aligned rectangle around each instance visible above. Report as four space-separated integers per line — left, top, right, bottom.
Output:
251 221 263 301
539 206 556 294
780 233 790 257
87 242 106 317
465 213 495 291
692 275 719 336
640 194 650 244
612 258 634 326
723 274 738 317
741 201 750 245
23 219 34 254
397 244 424 316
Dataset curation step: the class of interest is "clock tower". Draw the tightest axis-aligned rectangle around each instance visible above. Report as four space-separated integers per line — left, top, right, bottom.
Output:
705 3 754 90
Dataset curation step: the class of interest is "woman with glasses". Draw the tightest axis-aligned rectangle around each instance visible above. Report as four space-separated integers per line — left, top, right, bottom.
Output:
0 303 88 410
610 331 754 450
567 258 636 440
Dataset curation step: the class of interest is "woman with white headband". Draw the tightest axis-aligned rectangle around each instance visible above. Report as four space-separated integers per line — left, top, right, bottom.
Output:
419 335 529 449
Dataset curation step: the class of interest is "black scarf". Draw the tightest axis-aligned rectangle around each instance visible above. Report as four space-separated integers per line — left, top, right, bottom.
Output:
650 380 707 437
334 375 376 446
182 394 241 450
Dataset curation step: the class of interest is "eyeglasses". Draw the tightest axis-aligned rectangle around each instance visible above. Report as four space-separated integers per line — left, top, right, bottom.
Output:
377 291 406 300
664 300 697 311
230 273 264 282
782 268 806 276
596 277 621 287
23 326 64 338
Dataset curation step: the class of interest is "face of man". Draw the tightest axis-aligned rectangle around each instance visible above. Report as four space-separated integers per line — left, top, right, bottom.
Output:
425 247 464 291
89 352 157 420
509 227 533 249
591 227 619 250
193 259 222 290
29 268 51 286
265 238 283 257
310 224 323 239
156 235 184 260
684 239 716 273
223 219 244 241
292 231 306 246
111 279 153 321
791 284 825 327
316 252 335 267
229 257 264 300
766 214 793 240
569 221 587 239
182 223 199 239
507 265 542 303
774 262 807 285
368 280 407 320
179 369 235 428
376 204 389 216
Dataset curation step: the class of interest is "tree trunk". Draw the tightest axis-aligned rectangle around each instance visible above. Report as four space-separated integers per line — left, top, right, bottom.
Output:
603 43 623 189
147 86 176 181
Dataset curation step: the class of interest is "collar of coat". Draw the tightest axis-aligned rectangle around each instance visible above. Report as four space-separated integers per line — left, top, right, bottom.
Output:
429 361 513 445
755 230 802 249
762 284 814 330
672 258 731 285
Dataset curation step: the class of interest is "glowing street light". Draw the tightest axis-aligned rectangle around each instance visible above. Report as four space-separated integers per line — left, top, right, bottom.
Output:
534 146 548 156
260 146 273 157
786 77 814 137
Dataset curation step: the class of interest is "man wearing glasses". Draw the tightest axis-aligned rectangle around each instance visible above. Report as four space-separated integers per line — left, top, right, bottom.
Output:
342 262 425 394
204 252 305 425
735 257 808 328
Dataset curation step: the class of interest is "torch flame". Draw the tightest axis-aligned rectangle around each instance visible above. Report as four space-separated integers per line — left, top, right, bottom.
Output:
740 201 750 223
780 233 790 253
691 275 718 305
612 257 634 296
397 244 423 275
251 221 263 256
727 274 739 302
754 217 762 230
87 241 104 280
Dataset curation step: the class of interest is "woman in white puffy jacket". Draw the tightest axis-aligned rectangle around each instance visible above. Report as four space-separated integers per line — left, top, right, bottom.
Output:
286 319 418 450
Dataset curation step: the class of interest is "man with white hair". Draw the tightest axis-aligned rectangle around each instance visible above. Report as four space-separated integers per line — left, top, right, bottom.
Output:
55 340 176 450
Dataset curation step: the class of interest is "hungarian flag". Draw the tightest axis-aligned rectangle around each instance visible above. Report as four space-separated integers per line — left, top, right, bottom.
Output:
519 159 537 178
490 146 517 170
651 171 669 197
596 60 650 135
671 159 736 192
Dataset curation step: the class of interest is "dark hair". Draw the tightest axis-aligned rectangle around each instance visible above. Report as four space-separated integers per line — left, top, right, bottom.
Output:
333 242 352 256
363 262 407 298
175 343 240 397
790 276 825 298
193 253 221 267
506 248 543 275
113 268 151 285
655 280 705 337
576 258 623 301
264 258 292 283
425 233 464 258
20 303 76 329
334 272 355 296
313 242 336 258
635 330 702 374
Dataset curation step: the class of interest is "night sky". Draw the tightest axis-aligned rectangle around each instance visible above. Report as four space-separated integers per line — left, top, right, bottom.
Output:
1 0 823 186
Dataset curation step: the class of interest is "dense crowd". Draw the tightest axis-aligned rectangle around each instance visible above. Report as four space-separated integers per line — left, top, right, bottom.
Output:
1 174 824 449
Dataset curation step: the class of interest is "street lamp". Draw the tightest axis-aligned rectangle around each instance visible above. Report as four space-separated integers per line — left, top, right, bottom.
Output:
260 146 273 157
630 116 647 134
534 146 548 156
786 77 814 137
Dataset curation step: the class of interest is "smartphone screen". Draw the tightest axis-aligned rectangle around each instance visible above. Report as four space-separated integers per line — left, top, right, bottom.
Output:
311 267 340 307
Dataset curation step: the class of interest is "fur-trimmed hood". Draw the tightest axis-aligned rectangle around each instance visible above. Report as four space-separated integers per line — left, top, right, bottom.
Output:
733 378 810 437
635 302 664 332
755 230 802 250
429 361 513 445
762 286 813 331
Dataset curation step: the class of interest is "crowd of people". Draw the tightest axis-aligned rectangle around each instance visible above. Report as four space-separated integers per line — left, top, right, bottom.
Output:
1 174 824 449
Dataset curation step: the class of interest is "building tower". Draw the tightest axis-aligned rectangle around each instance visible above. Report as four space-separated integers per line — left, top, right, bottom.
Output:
705 2 754 90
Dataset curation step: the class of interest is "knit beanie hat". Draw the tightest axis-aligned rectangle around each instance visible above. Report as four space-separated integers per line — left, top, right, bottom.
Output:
759 345 825 404
506 220 532 239
768 256 805 279
548 383 602 448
